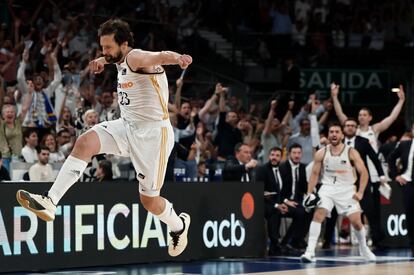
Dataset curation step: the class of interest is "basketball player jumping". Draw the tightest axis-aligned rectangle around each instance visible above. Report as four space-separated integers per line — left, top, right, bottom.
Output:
301 123 376 262
16 19 192 257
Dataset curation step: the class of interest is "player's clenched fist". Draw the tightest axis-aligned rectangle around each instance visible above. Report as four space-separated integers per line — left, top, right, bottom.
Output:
177 54 192 69
89 57 107 74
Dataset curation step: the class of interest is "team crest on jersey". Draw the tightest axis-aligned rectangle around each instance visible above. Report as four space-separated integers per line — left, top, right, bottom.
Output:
122 68 127 75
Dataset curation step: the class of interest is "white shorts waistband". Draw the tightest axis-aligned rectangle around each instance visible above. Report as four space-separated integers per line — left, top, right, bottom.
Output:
123 118 171 129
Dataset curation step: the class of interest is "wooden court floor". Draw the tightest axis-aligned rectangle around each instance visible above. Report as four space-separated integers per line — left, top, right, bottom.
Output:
14 247 414 275
253 261 414 275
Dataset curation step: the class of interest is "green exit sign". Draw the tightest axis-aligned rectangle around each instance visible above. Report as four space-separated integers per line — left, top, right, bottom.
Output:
300 69 391 106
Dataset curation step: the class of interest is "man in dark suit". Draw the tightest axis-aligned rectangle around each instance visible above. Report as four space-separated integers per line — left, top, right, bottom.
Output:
222 143 257 182
278 143 309 249
323 118 387 248
388 123 414 255
256 147 288 255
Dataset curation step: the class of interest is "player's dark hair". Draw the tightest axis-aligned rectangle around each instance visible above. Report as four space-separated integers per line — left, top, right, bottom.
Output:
57 128 70 137
234 142 248 153
98 19 134 47
300 118 310 125
328 121 343 132
36 145 50 154
269 146 282 155
23 128 38 140
344 117 358 125
360 107 372 116
288 143 302 152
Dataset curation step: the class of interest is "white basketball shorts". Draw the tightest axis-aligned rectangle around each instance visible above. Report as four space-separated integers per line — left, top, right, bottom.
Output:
89 118 174 197
317 184 362 217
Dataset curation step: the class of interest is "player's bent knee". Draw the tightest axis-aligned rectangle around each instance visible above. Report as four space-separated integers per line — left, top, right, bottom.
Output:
139 194 164 214
313 208 327 223
72 131 101 158
348 212 363 230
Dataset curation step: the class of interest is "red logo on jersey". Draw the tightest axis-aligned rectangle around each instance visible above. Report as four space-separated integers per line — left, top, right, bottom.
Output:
118 82 134 89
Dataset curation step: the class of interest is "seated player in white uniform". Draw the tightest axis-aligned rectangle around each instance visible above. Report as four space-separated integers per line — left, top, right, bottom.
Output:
301 123 376 262
16 19 192 257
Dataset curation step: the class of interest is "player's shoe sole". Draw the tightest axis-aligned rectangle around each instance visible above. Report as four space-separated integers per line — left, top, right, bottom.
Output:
16 190 56 222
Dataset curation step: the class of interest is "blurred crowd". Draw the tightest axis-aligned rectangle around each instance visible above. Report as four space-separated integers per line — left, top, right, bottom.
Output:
205 0 414 67
1 0 413 257
0 0 408 183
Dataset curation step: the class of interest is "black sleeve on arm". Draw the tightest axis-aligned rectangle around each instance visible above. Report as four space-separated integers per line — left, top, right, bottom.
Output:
218 112 226 128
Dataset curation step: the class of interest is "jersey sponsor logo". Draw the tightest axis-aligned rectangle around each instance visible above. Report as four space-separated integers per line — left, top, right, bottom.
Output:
341 160 347 164
118 81 134 89
325 168 349 174
122 68 127 75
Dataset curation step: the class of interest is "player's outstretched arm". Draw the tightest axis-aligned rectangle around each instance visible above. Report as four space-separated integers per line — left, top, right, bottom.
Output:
127 49 192 70
373 85 405 134
350 148 368 201
330 83 348 125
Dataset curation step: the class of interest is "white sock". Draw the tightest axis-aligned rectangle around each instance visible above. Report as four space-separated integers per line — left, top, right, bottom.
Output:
306 221 322 255
354 226 367 247
156 199 184 232
48 155 88 205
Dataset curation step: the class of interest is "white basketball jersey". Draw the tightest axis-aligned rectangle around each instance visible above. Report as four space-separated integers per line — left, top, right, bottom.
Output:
321 144 357 186
116 50 169 122
357 126 378 152
357 125 380 181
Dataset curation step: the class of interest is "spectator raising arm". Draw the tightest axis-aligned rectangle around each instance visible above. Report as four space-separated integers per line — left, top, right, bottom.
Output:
290 96 311 134
16 49 30 94
198 85 220 121
19 80 34 121
263 99 278 137
318 100 332 128
43 51 62 99
218 83 228 113
239 120 254 145
310 100 321 149
282 99 294 126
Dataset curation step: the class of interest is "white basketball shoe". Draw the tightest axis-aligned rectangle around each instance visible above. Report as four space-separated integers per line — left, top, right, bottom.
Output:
300 251 316 263
359 245 376 261
168 212 191 257
16 190 56 222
